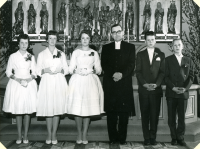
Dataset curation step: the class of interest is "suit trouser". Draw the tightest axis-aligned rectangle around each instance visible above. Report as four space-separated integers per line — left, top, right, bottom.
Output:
106 111 129 142
139 94 161 140
167 98 188 140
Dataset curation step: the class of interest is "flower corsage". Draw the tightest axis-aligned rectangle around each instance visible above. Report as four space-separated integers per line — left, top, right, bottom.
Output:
25 54 32 61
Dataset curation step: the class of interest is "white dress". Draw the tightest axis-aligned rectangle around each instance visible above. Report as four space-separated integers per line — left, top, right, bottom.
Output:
3 51 37 114
67 49 104 116
36 48 69 116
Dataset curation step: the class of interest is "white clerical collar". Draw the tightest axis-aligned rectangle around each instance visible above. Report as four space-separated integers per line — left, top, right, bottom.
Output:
115 41 121 49
174 53 183 58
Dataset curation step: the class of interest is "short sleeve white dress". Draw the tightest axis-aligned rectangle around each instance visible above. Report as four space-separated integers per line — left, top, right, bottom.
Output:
67 49 104 116
36 48 69 117
3 51 37 114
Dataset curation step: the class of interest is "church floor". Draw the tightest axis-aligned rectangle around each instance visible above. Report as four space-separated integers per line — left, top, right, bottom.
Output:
0 141 194 149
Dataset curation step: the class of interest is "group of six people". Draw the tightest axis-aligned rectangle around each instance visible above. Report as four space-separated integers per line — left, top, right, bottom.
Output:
2 24 194 147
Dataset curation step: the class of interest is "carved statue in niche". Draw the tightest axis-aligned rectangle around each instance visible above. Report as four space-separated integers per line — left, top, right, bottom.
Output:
28 4 36 34
125 2 134 35
83 5 93 35
112 2 122 25
154 2 164 33
167 1 177 34
93 0 99 29
40 1 49 34
69 1 93 40
142 0 151 34
105 6 113 38
58 2 66 34
92 0 101 43
13 1 24 35
69 1 78 39
98 6 106 39
72 7 82 39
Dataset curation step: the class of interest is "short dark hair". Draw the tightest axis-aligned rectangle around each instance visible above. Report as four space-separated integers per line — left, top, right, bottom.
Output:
17 34 30 45
46 30 59 41
79 30 91 40
17 34 34 55
111 24 122 32
144 31 156 40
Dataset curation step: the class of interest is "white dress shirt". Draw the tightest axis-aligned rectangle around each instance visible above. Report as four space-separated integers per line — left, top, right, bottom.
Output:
175 53 183 66
115 41 121 49
147 48 155 64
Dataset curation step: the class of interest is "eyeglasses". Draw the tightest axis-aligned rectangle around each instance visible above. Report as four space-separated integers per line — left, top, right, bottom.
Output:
111 30 122 35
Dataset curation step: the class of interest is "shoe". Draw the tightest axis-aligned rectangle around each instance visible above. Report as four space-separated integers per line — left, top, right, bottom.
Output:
171 139 177 145
52 140 58 145
150 139 157 145
120 141 127 145
144 139 150 146
16 140 22 144
45 140 51 144
23 139 29 144
76 140 82 144
109 141 118 145
82 140 88 144
177 139 186 146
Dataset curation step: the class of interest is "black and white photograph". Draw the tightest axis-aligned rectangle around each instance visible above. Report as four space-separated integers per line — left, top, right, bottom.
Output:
0 0 200 149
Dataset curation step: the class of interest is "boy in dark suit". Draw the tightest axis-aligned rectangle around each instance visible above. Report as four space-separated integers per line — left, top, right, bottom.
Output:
101 24 135 145
135 31 165 145
165 39 194 146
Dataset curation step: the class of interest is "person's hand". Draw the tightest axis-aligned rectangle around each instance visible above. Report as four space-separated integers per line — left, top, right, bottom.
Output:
42 67 53 74
53 67 62 74
143 84 150 89
75 68 86 76
147 84 157 91
26 78 32 83
172 87 182 94
14 77 21 84
61 69 64 74
143 84 156 91
113 72 122 82
177 87 186 94
20 80 28 87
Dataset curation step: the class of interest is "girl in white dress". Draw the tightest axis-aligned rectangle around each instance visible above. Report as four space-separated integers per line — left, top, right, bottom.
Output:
67 30 104 144
3 34 37 144
36 30 69 145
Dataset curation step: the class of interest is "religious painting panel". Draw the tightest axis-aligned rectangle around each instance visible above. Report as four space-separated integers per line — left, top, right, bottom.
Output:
53 0 69 40
139 0 181 41
12 0 53 41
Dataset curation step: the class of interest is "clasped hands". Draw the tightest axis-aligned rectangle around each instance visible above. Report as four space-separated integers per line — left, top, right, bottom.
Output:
12 75 35 87
74 68 93 76
172 87 186 94
42 67 64 75
113 72 122 82
143 83 157 91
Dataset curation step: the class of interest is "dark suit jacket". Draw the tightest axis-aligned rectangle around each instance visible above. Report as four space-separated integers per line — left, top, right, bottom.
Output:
101 41 135 115
135 48 165 95
165 54 194 99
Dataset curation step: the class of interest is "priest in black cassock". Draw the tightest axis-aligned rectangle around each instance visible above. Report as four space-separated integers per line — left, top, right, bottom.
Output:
101 24 136 145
